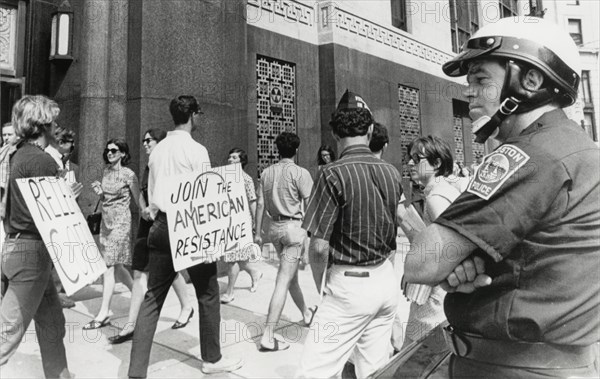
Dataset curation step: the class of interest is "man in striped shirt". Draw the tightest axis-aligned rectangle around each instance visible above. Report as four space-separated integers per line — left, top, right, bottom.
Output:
298 90 403 378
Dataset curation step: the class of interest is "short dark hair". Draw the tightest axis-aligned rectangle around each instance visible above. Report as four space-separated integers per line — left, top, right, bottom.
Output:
103 138 131 165
317 145 336 165
229 147 248 168
409 135 454 177
329 108 373 138
55 126 75 142
275 132 300 158
144 128 167 143
169 95 200 125
369 122 389 153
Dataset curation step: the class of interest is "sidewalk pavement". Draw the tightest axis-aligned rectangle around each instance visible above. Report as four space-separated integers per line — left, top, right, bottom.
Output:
1 246 323 379
2 242 412 379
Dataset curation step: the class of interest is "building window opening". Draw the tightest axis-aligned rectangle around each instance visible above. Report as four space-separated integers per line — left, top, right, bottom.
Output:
450 0 480 53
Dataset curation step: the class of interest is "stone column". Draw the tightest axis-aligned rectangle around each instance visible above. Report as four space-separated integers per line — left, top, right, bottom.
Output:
78 0 128 212
128 0 248 167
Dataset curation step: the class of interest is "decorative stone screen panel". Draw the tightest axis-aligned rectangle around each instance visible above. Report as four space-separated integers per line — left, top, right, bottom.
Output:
453 117 465 165
0 6 18 74
256 55 296 177
398 84 421 178
471 130 485 163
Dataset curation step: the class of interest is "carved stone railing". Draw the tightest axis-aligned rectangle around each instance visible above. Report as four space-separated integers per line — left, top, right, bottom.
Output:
247 0 315 27
246 0 455 73
320 2 454 67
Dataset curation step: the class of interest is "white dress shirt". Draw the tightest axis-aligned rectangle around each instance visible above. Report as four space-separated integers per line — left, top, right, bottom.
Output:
45 144 76 184
148 129 211 214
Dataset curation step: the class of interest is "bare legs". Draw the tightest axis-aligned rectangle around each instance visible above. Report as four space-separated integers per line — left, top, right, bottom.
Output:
259 246 311 349
222 261 263 302
119 270 147 335
172 273 193 323
118 272 191 336
94 264 133 321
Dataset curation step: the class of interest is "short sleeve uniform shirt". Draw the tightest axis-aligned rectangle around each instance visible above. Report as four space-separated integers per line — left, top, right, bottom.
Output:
436 109 600 346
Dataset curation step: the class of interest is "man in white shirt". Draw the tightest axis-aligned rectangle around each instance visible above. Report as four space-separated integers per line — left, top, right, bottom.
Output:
128 95 243 378
45 126 78 185
44 126 80 309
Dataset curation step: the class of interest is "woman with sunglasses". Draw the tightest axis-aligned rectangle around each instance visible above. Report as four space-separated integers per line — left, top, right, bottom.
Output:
84 138 141 330
402 135 468 347
108 129 194 344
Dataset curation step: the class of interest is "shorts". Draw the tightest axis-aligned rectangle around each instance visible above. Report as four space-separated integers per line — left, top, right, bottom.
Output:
267 219 307 261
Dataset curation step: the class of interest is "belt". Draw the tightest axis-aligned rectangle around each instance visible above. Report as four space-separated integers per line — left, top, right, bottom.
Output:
271 215 302 222
443 325 595 369
344 271 369 278
6 232 42 240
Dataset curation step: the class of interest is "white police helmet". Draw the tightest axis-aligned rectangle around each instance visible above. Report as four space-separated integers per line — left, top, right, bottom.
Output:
443 16 581 106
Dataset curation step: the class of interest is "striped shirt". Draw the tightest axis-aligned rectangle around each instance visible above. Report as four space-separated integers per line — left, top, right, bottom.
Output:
303 144 403 266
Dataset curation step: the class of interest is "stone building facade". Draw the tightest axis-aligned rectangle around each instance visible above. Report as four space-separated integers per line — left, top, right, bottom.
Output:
1 0 596 213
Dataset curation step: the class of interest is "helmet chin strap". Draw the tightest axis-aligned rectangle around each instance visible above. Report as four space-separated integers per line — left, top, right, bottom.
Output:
473 60 554 144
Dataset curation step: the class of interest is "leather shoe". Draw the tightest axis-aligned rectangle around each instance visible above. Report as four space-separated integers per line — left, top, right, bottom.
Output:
201 357 243 374
172 308 194 329
108 331 133 344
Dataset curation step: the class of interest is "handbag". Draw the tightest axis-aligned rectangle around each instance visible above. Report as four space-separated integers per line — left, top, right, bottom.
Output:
86 199 102 235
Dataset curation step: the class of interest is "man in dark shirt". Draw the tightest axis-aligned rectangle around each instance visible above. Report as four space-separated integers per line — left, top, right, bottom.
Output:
299 90 403 378
0 95 71 378
405 18 599 378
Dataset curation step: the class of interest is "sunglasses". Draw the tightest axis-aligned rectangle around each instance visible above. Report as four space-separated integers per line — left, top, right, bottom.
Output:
409 153 427 164
59 139 74 144
142 138 155 144
105 148 120 154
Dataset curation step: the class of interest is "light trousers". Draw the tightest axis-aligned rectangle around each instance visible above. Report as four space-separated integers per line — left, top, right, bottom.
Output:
299 259 398 378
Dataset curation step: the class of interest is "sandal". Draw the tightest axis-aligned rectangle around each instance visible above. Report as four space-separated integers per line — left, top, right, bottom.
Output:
303 306 318 327
83 316 110 330
259 338 290 352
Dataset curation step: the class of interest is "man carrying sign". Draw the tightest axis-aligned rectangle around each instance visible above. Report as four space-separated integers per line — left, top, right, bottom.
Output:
128 95 243 378
0 95 71 378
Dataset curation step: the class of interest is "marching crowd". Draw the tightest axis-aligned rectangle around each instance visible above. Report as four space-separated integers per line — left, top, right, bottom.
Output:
1 16 599 379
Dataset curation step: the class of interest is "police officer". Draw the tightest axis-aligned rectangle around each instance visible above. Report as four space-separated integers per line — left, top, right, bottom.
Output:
404 17 599 378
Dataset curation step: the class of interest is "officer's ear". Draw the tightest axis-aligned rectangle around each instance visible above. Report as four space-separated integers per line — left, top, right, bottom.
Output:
522 68 545 91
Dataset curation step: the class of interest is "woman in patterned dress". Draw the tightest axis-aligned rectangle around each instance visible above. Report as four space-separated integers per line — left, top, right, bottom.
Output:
220 148 263 304
84 138 141 330
108 129 194 344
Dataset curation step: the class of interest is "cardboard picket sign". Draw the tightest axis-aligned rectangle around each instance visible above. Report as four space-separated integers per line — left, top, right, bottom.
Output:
164 163 254 271
16 177 107 296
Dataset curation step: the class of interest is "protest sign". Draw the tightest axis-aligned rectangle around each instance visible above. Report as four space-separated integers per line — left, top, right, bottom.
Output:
165 163 254 271
17 177 107 295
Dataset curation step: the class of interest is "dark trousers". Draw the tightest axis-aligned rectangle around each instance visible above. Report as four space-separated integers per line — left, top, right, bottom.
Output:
449 354 599 379
0 238 70 378
128 213 222 379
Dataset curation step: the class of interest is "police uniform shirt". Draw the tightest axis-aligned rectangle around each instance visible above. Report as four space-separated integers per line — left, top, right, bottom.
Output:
435 109 600 346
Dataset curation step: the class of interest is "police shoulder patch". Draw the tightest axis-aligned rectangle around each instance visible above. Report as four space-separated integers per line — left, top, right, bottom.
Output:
467 144 530 200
